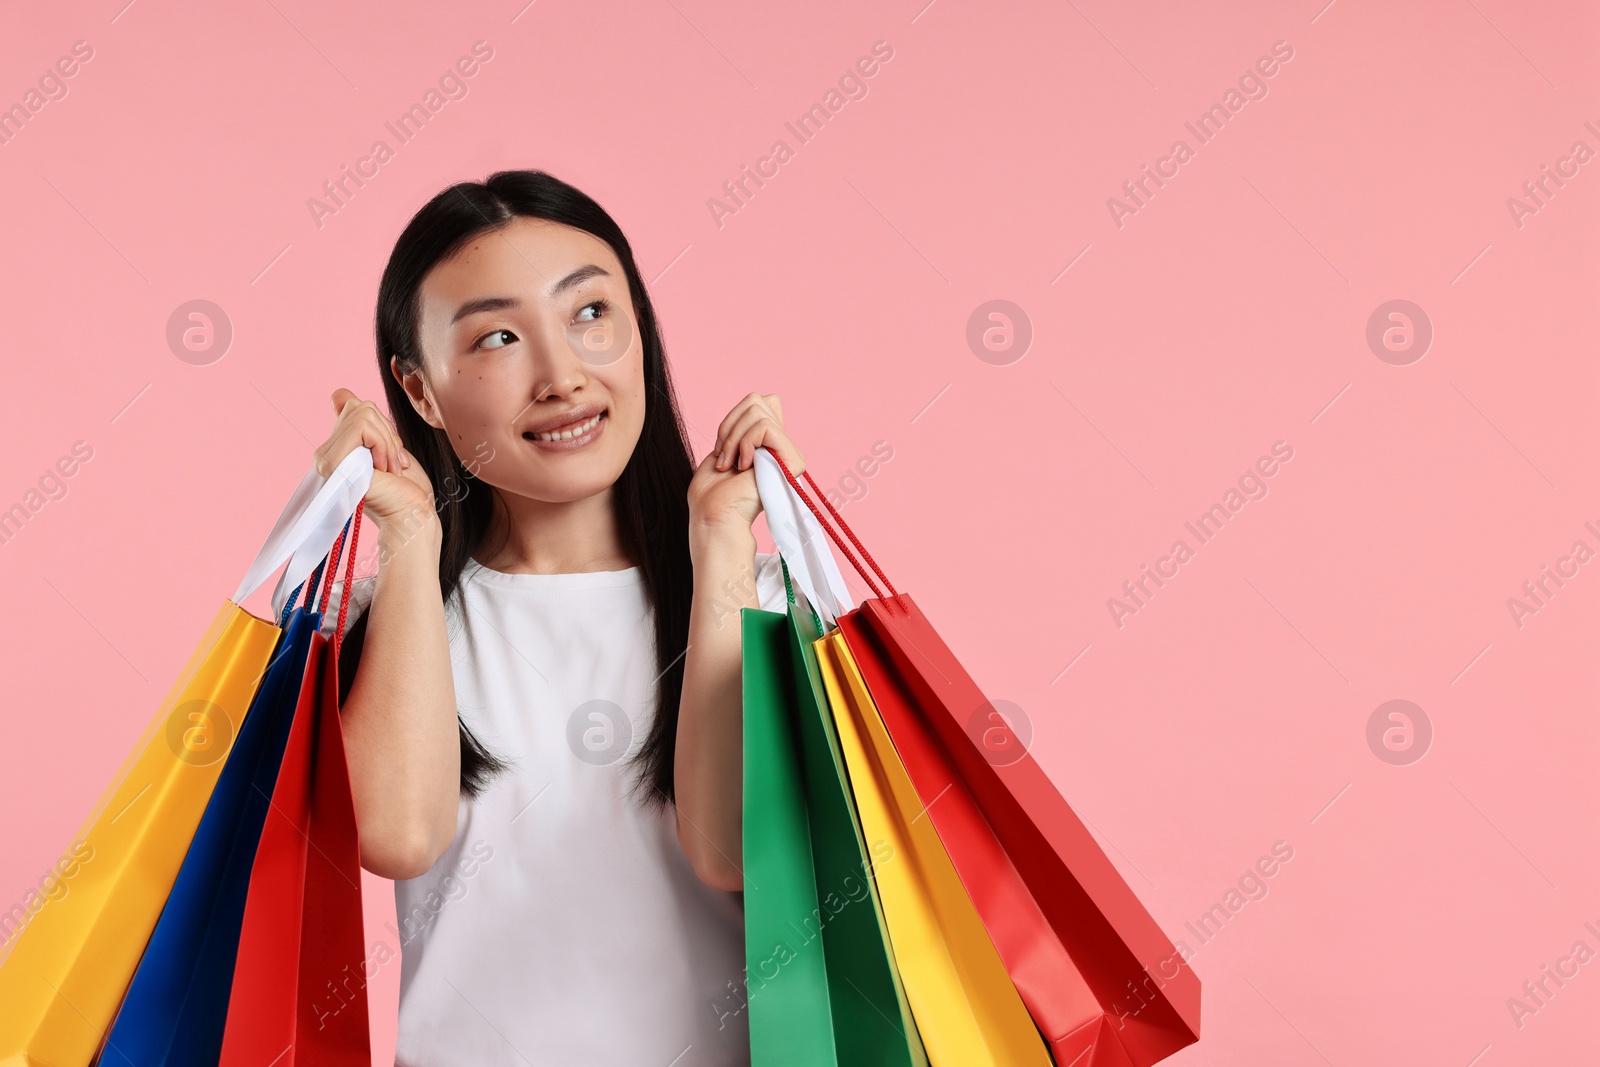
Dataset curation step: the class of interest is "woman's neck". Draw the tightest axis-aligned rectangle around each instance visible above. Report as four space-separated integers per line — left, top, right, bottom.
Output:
473 485 634 574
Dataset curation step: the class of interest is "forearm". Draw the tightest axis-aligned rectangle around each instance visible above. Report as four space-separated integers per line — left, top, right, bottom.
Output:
675 523 761 891
340 517 461 880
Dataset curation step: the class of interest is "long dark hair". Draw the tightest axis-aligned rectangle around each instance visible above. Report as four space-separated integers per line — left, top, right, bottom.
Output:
336 169 697 811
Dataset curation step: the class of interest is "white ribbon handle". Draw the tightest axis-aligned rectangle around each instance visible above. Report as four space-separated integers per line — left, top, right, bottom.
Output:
753 446 856 629
234 447 375 616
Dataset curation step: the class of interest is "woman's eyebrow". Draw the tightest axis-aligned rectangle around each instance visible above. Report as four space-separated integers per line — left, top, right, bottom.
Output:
449 266 611 325
451 296 518 325
548 263 610 296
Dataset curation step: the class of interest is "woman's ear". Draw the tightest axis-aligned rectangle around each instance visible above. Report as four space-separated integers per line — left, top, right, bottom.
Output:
392 353 445 430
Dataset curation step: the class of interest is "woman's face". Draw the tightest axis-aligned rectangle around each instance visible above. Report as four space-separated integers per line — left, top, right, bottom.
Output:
399 216 646 505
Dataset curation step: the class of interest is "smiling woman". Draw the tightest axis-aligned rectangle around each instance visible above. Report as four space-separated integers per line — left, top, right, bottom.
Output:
309 169 800 1065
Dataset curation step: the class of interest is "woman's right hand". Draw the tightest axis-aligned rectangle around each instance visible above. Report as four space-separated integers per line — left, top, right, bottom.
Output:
323 388 459 881
315 388 436 536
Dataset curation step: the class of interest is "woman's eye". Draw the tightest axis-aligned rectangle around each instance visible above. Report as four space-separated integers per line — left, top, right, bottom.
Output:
576 299 610 323
477 329 517 350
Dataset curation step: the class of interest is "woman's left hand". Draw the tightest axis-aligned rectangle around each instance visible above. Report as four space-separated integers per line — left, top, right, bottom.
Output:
687 392 805 535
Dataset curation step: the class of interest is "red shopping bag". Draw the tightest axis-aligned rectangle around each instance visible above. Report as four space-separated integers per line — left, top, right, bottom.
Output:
763 448 1200 1067
220 505 371 1067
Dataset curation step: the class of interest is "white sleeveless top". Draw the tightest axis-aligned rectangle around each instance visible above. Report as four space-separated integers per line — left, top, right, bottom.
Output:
323 550 787 1066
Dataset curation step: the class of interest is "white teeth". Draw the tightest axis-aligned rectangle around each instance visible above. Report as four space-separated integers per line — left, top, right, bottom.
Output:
531 412 602 441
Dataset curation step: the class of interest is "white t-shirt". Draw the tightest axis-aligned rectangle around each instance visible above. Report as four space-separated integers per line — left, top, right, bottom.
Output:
321 549 788 1066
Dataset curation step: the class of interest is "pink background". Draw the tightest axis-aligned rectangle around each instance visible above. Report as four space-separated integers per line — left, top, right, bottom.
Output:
2 1 1596 1063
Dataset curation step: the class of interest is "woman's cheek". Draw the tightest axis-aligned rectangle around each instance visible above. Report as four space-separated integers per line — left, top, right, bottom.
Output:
443 392 510 450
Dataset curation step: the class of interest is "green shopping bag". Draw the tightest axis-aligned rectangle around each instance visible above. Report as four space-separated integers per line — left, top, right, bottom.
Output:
741 560 926 1067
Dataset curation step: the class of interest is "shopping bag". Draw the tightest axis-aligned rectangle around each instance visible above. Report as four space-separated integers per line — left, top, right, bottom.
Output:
839 613 1115 1063
0 448 374 1067
845 604 1199 1065
786 578 926 1065
756 445 1202 1067
219 500 371 1067
742 604 839 1065
97 513 361 1067
752 461 1039 1065
814 627 1054 1066
743 560 925 1067
96 606 319 1067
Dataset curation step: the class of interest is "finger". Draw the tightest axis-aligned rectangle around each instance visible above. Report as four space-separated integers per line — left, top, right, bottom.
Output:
400 454 430 490
742 416 803 475
715 407 763 471
724 410 793 473
393 426 410 468
331 388 359 415
361 406 404 474
738 423 771 472
315 421 383 479
379 413 405 474
741 395 785 458
367 398 400 437
358 420 394 474
712 393 766 462
716 397 777 470
384 422 404 474
711 401 751 466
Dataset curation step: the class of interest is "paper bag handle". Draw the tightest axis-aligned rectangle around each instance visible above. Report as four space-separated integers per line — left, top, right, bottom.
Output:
235 446 374 609
754 445 899 618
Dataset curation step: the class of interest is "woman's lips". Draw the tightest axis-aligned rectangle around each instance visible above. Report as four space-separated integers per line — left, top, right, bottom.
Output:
522 409 607 451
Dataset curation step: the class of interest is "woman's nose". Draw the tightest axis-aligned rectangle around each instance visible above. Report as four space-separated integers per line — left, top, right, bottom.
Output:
512 330 591 414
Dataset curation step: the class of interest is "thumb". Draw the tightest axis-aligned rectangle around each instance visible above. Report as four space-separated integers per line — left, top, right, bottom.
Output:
331 387 357 414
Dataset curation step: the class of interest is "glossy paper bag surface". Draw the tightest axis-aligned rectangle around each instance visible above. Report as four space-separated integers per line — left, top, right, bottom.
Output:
0 601 281 1067
785 603 925 1067
814 631 1053 1067
296 625 370 1060
98 607 319 1067
839 608 1115 1063
854 594 1201 1065
218 626 370 1066
217 627 324 1065
741 607 839 1066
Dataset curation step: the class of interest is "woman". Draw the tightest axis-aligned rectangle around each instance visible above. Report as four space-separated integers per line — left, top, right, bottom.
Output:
312 169 801 1065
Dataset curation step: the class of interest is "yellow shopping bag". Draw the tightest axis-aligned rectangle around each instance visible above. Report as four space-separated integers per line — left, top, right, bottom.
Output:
814 631 1053 1067
0 448 373 1067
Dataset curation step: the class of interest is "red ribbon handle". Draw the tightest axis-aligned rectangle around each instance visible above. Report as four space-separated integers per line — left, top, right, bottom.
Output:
331 499 365 660
766 448 898 601
299 499 367 658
